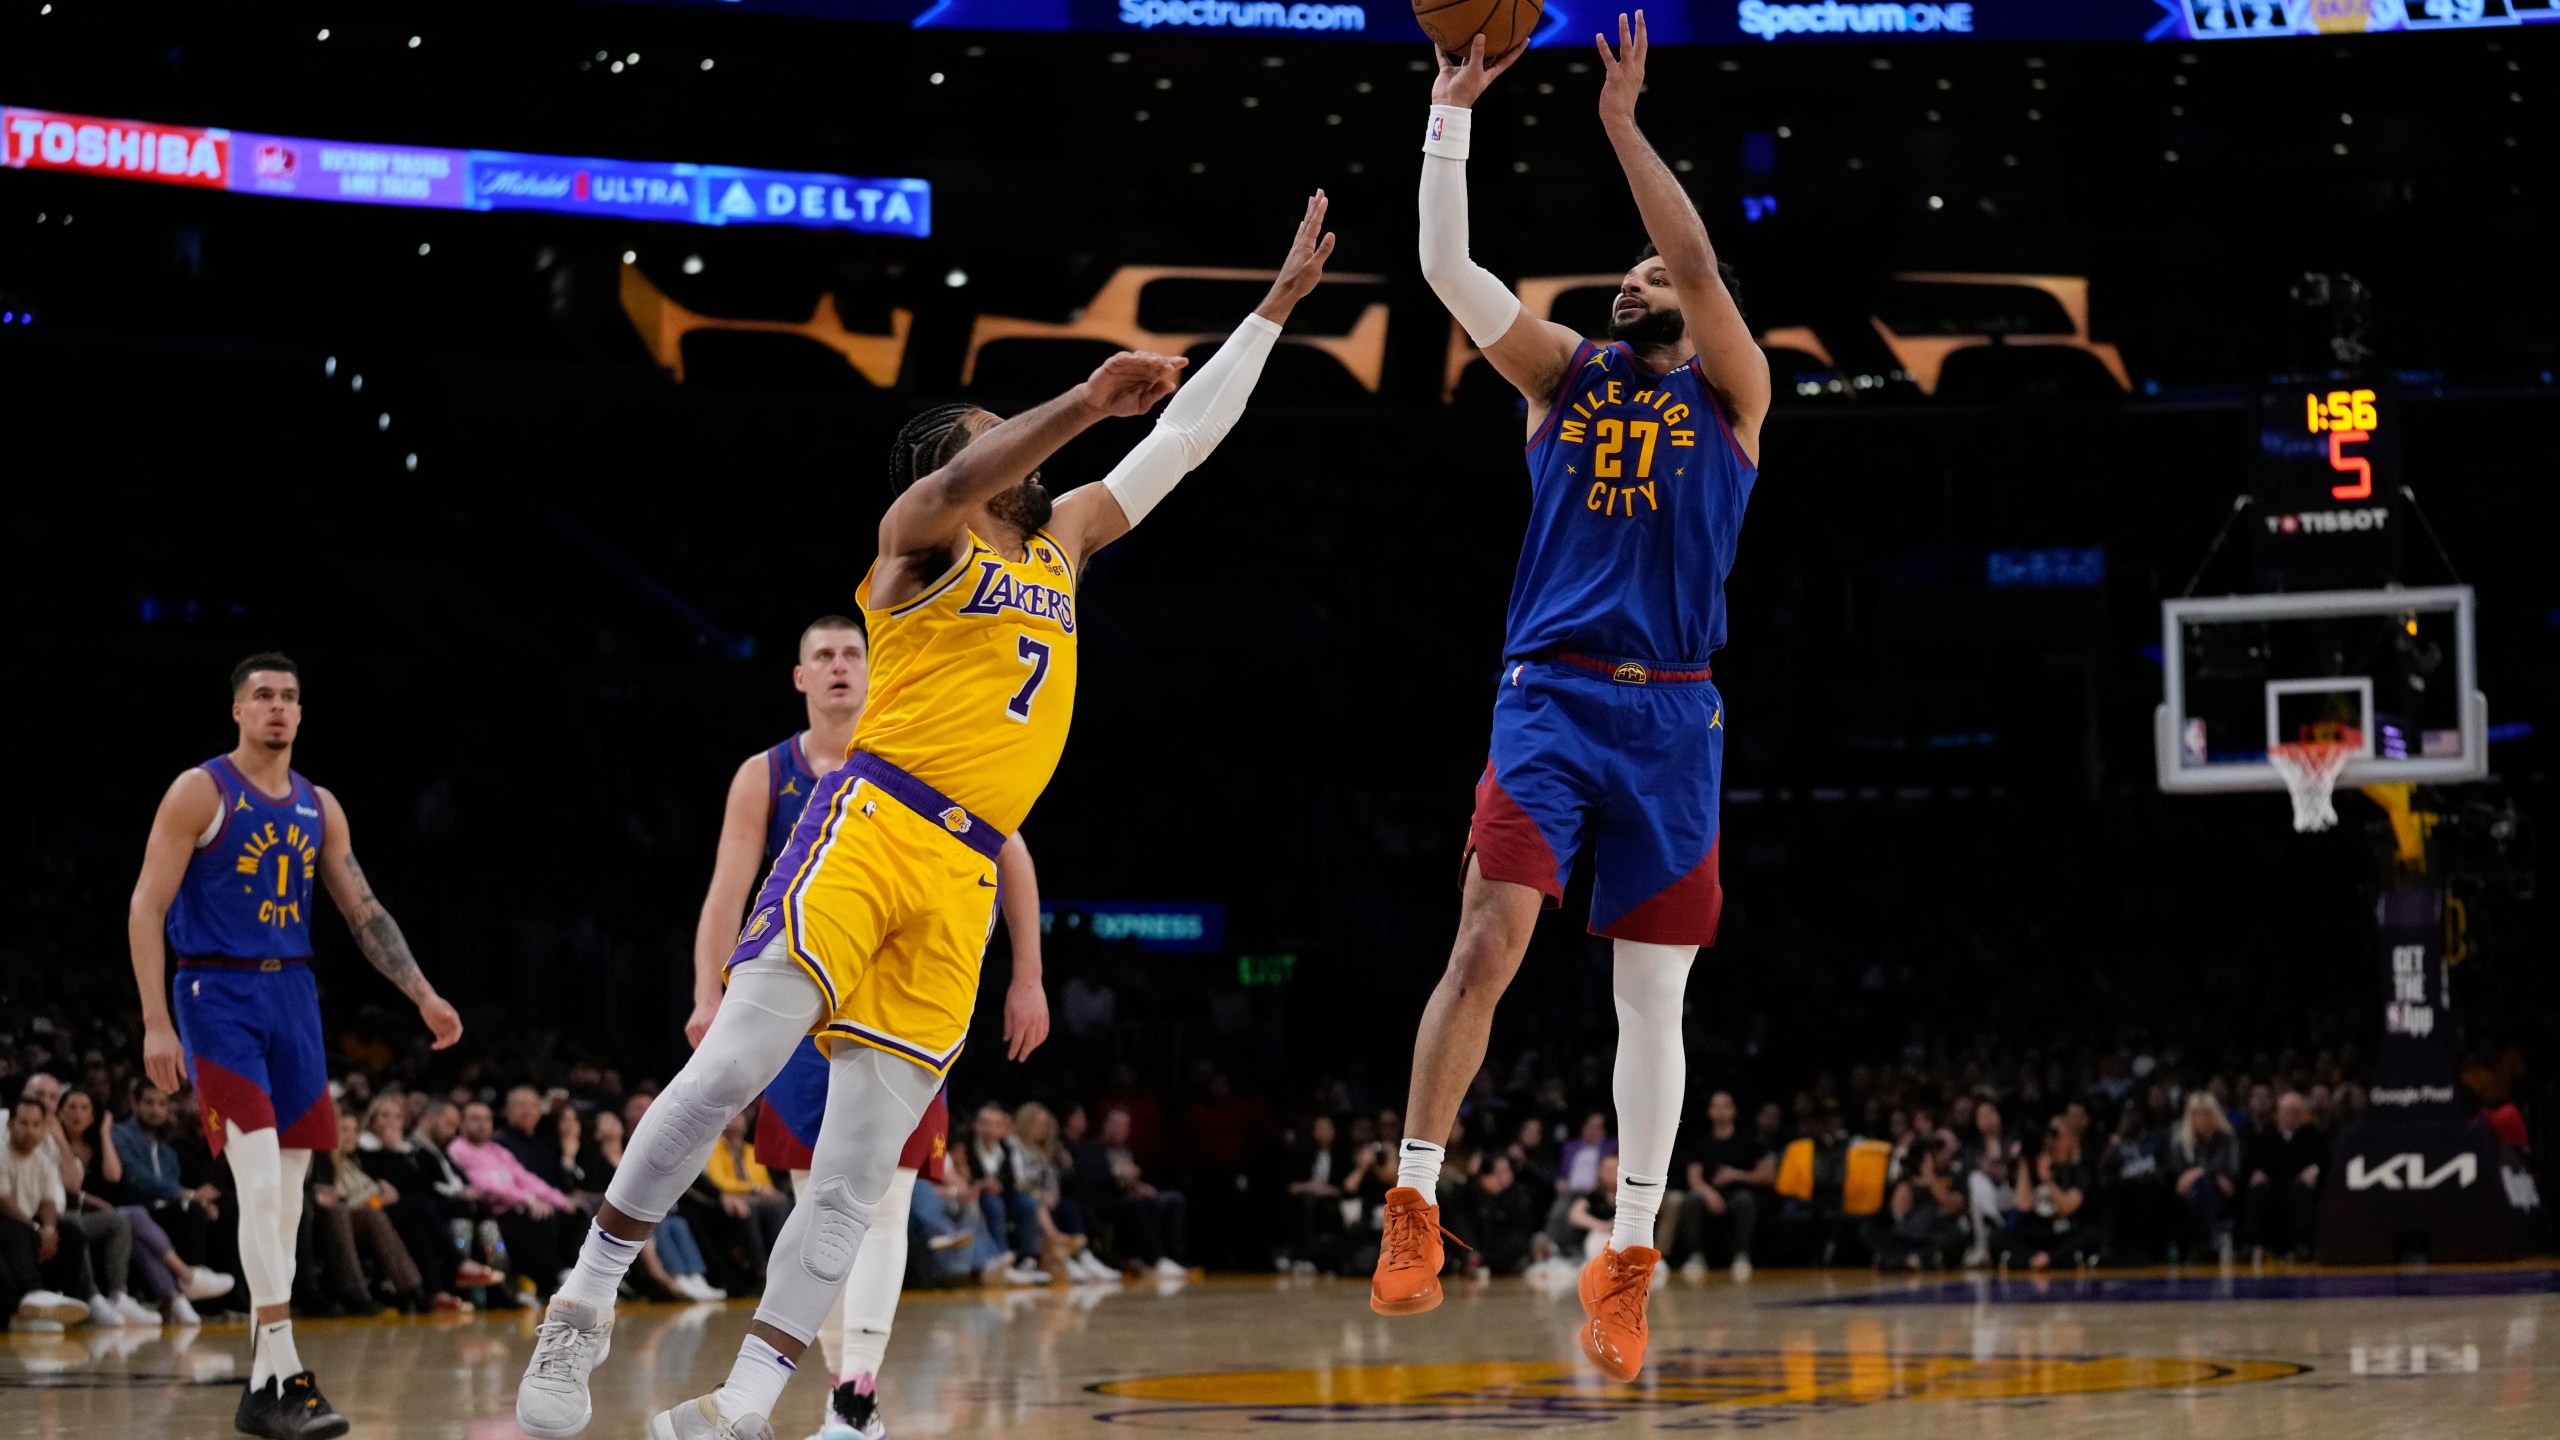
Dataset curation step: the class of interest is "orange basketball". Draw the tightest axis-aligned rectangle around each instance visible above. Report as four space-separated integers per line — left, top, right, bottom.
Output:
1414 0 1544 60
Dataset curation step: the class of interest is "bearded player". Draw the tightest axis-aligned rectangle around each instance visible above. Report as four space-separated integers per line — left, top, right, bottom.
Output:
1372 16 1769 1384
688 616 1048 1440
129 655 465 1438
516 192 1335 1440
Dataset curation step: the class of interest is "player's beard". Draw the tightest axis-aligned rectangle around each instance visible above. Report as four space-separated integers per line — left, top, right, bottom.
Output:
988 477 1053 536
1608 302 1687 351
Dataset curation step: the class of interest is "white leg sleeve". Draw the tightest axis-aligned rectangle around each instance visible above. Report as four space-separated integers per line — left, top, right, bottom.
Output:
224 1124 294 1308
839 1166 915 1377
751 1048 938 1347
605 939 823 1225
1610 939 1698 1181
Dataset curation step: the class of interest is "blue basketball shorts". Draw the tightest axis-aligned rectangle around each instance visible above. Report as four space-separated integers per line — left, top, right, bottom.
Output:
1465 656 1727 946
171 959 337 1154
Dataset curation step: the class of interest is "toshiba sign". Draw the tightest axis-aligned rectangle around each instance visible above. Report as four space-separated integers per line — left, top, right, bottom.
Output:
2 107 229 189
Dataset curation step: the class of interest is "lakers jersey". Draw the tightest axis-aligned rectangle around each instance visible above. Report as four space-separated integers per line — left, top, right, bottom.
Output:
1507 341 1759 664
852 528 1079 834
166 755 324 960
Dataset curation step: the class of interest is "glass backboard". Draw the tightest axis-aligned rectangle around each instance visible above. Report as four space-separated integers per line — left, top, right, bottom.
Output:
2155 586 2486 794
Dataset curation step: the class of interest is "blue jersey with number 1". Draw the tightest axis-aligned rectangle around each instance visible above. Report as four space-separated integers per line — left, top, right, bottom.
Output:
1505 341 1758 665
166 755 324 961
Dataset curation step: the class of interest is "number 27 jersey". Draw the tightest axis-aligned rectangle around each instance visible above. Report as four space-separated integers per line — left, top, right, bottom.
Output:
852 528 1079 836
1505 340 1759 666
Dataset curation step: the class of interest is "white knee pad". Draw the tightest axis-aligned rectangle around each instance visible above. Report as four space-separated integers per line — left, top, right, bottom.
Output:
225 1125 295 1308
799 1174 876 1288
634 945 822 1186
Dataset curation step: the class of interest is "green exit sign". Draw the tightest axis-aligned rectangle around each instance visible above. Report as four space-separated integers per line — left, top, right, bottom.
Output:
1236 953 1298 987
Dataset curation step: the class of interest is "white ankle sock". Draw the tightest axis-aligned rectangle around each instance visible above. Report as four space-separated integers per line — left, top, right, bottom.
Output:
557 1225 644 1313
1611 1173 1666 1254
713 1336 796 1423
251 1319 299 1388
1396 1139 1446 1198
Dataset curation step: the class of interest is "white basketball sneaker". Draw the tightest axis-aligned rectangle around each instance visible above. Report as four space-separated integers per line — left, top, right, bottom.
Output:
515 1298 614 1439
648 1395 776 1440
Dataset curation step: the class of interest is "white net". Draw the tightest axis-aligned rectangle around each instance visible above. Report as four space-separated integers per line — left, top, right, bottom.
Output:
2267 741 2357 833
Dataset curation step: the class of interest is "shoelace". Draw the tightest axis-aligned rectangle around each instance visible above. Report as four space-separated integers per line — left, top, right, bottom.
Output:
529 1318 594 1380
1380 1203 1469 1272
1593 1258 1649 1330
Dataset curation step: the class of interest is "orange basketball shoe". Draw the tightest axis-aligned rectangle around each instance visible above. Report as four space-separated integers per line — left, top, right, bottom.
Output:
1577 1244 1661 1382
1368 1186 1463 1316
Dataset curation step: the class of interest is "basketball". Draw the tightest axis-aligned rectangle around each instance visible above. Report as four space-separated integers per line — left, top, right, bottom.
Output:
1414 0 1545 60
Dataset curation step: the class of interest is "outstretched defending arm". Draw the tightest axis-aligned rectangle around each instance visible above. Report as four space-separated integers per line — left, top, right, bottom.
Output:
1596 10 1769 456
1419 37 1583 423
1048 190 1337 564
317 788 464 1050
874 352 1187 604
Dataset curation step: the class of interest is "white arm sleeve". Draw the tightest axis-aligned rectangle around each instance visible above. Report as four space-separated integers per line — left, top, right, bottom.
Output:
1099 311 1281 527
1418 105 1524 349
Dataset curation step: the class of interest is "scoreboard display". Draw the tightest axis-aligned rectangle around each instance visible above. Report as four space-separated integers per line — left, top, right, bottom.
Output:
589 0 2560 46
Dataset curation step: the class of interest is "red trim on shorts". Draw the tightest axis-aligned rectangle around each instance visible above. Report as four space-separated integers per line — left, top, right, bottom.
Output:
1463 765 1564 909
900 1090 949 1183
276 1090 339 1153
752 1098 816 1174
1596 836 1724 947
191 1056 276 1156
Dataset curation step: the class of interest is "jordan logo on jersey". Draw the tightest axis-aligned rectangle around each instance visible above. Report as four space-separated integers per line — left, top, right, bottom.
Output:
956 560 1076 633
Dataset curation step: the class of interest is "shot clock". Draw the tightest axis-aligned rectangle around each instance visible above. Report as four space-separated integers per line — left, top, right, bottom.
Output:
2251 381 2403 591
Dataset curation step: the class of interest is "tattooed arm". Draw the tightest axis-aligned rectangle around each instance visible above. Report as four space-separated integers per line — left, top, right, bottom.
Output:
317 787 464 1050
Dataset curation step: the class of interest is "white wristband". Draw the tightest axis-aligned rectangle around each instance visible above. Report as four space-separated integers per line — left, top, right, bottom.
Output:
1422 104 1472 162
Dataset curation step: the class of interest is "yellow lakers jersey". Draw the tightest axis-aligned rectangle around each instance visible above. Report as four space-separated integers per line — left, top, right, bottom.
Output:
851 529 1079 834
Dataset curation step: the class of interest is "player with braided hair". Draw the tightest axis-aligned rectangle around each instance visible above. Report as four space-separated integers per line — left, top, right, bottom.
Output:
518 191 1336 1440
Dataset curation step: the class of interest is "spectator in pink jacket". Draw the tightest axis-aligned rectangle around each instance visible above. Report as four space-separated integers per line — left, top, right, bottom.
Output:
447 1102 583 1297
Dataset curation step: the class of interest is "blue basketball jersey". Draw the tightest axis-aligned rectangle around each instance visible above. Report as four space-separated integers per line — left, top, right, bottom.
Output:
166 756 324 961
763 733 819 866
1504 341 1759 665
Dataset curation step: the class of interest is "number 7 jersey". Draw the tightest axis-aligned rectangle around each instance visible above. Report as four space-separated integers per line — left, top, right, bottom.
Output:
1505 340 1759 665
852 527 1079 835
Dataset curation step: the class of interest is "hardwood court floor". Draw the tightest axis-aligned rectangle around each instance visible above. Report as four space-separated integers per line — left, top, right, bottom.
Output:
7 1263 2559 1439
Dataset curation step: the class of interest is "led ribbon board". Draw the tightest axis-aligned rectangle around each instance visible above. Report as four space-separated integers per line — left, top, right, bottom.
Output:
1 105 931 237
594 0 2560 44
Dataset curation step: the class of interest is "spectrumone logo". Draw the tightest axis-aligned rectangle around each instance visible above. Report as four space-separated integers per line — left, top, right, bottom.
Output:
1736 1 1977 41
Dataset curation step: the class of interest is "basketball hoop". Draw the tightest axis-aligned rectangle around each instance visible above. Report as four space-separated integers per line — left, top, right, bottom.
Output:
2267 741 2358 833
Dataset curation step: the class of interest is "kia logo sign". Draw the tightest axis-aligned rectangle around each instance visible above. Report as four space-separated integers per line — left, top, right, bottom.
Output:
2344 1153 2478 1192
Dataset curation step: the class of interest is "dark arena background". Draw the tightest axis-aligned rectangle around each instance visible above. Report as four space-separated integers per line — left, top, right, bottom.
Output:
3 2 2558 1437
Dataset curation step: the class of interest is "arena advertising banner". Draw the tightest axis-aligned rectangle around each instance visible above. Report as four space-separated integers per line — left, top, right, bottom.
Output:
596 0 2560 45
1 105 931 236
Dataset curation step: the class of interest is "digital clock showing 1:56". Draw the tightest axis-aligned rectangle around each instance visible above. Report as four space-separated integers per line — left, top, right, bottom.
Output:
2303 386 2381 500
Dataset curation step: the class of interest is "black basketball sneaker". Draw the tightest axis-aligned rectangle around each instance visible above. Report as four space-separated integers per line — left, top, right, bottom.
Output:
236 1370 352 1439
823 1373 888 1440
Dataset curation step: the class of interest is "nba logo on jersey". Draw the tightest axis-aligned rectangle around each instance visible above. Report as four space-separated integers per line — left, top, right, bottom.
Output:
938 806 973 834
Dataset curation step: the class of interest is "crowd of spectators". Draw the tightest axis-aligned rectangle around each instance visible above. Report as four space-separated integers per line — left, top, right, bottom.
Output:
3 937 2546 1336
